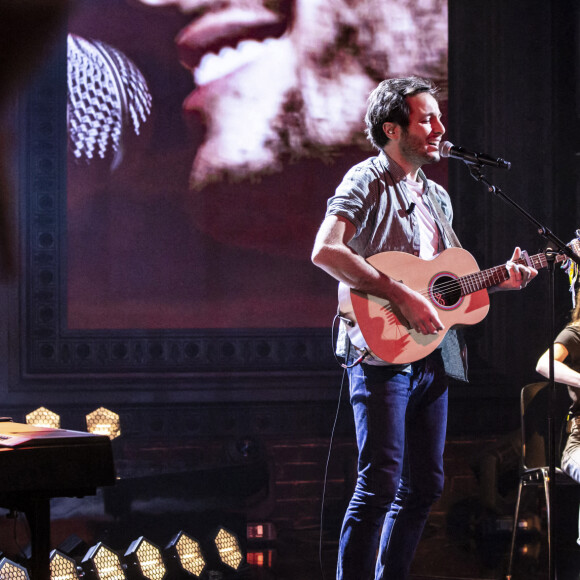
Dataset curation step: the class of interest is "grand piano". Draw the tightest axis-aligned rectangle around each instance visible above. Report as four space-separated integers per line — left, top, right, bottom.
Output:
0 420 116 580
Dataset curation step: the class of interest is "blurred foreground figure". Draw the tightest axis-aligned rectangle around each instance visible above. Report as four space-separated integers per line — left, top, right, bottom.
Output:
0 0 72 278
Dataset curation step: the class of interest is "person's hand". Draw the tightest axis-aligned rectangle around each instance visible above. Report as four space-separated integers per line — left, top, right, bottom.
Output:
496 246 538 291
394 284 444 335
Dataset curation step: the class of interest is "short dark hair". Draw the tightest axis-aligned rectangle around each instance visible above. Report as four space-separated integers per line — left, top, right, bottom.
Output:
364 76 439 151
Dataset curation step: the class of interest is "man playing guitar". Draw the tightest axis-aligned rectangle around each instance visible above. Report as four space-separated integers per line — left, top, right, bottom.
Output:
311 76 537 580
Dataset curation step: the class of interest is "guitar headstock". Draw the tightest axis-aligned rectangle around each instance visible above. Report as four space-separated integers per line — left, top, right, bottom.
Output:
568 230 580 257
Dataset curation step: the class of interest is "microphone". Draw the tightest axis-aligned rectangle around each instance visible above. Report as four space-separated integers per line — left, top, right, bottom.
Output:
439 141 511 170
67 34 152 167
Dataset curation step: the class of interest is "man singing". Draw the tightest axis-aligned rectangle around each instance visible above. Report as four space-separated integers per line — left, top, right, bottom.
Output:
311 76 537 580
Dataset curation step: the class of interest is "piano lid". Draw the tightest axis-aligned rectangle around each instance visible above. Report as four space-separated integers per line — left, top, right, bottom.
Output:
0 421 106 448
0 421 116 495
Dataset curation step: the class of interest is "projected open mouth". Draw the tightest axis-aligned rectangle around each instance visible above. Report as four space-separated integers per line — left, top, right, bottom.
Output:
175 7 288 86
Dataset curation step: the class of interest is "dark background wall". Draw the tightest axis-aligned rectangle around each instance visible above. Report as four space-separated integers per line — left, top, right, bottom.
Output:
448 0 580 391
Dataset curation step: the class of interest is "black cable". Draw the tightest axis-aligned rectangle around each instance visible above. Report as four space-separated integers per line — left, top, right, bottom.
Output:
331 309 370 369
318 366 347 580
9 509 28 560
330 312 345 368
318 315 351 579
341 350 369 369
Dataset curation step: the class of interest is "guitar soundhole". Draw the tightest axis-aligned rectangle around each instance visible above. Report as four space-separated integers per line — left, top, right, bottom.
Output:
429 275 462 310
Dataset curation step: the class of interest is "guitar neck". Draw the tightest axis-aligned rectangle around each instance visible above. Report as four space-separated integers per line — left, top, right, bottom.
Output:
459 251 566 295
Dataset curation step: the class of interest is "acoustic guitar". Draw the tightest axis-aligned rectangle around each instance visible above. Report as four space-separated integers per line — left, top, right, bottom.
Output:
338 247 567 365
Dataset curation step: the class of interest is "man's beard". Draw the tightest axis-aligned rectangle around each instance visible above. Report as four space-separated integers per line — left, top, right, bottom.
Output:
399 130 439 167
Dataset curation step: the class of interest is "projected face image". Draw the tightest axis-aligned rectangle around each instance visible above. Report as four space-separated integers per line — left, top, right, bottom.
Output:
136 0 448 189
66 0 448 329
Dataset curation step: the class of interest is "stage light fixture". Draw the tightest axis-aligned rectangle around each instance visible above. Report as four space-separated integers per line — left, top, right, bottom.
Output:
124 537 166 580
82 542 126 580
246 549 275 568
165 532 206 578
213 528 243 571
86 408 121 440
49 550 81 580
26 407 60 429
0 558 29 580
247 522 276 542
56 535 90 561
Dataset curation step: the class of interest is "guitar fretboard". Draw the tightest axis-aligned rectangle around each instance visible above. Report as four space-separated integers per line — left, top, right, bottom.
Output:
459 252 566 296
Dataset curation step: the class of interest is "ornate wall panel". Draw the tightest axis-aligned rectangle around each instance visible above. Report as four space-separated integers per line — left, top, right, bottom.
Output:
19 44 337 395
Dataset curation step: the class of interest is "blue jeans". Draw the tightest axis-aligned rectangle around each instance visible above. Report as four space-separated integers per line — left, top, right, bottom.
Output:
337 354 448 580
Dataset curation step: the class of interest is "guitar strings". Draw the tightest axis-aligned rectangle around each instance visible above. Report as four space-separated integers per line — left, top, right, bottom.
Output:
378 254 545 312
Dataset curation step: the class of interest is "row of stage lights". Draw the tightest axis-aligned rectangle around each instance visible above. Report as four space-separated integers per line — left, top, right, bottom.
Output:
25 407 121 439
15 409 276 575
0 528 245 580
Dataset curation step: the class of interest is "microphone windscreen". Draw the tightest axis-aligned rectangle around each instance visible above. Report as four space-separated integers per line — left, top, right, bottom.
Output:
439 141 453 158
67 34 152 164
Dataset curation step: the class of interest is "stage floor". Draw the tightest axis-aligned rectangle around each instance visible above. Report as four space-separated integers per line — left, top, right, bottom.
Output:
40 488 580 580
0 464 578 580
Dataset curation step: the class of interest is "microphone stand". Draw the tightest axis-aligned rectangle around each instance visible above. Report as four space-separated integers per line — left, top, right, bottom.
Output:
465 162 580 580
